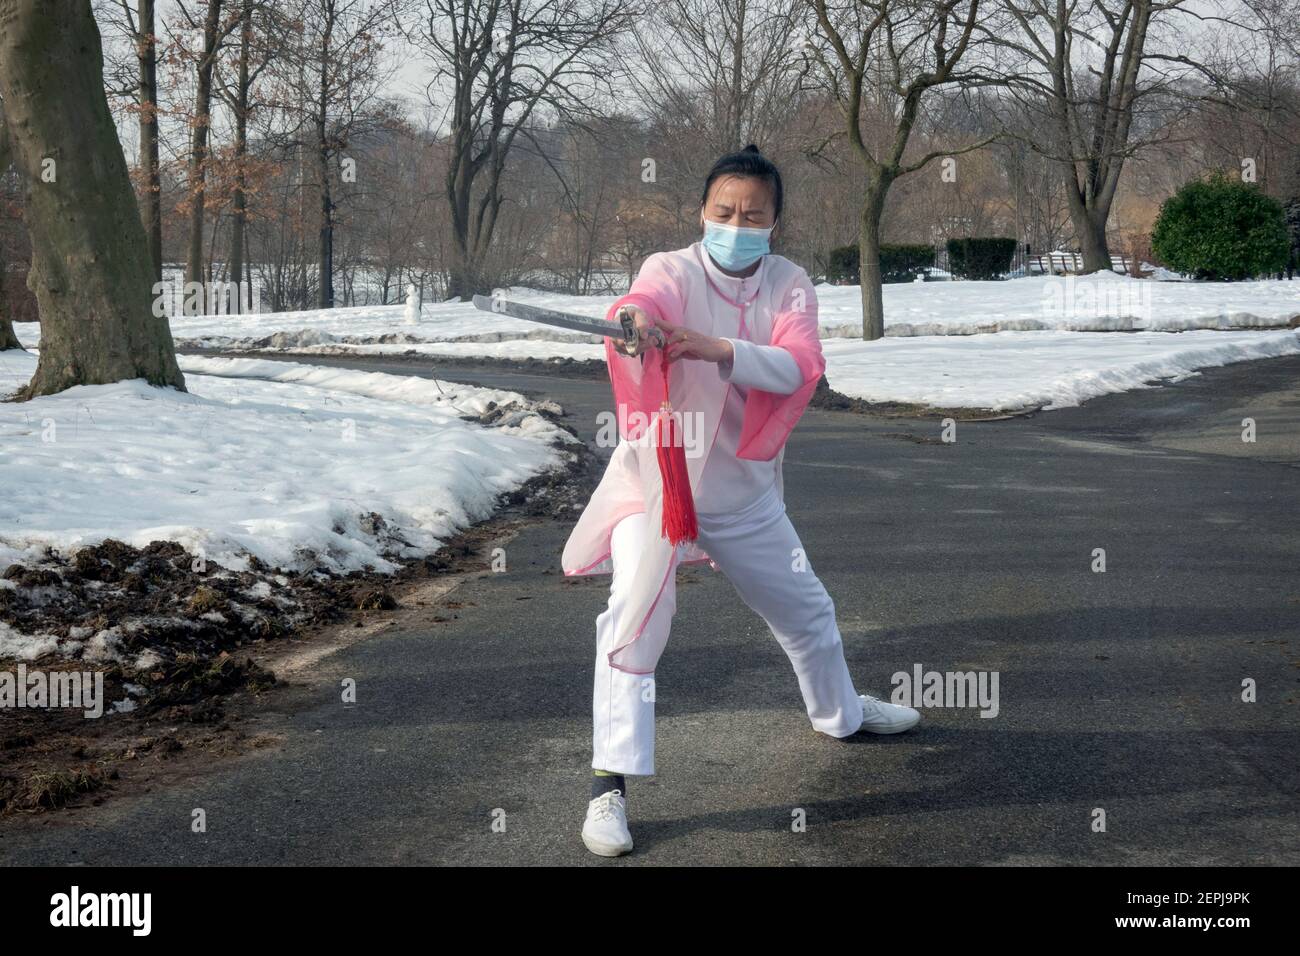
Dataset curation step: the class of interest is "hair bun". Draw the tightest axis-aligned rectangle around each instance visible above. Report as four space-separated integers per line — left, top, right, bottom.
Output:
742 143 761 154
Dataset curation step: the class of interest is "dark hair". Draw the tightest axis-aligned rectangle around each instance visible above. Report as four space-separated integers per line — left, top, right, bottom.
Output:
700 144 783 222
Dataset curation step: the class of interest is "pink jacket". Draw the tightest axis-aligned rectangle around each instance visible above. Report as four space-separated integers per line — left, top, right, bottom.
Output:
560 242 825 673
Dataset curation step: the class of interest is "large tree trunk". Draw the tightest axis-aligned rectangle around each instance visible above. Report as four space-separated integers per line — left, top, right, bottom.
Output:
184 0 222 294
1066 183 1114 274
1076 213 1112 274
137 0 162 283
0 0 185 397
441 25 507 302
446 263 478 301
446 162 500 300
446 165 479 300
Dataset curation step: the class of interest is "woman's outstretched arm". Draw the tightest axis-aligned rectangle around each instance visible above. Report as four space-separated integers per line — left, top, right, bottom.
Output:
718 338 804 394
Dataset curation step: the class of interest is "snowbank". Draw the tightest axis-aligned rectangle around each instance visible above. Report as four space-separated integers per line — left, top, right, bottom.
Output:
15 276 1295 359
5 274 1298 437
0 350 573 578
815 274 1300 337
823 328 1300 411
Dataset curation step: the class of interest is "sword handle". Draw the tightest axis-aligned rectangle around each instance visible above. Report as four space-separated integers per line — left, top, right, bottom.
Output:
616 307 664 355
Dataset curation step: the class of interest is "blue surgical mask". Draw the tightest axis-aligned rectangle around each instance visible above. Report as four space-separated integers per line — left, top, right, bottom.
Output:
701 219 773 272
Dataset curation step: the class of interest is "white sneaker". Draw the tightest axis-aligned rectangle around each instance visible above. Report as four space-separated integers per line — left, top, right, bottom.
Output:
856 693 922 734
582 789 634 857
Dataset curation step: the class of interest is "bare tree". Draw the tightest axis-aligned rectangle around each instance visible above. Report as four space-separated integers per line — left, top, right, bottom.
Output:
216 0 283 292
247 151 317 310
998 0 1204 273
224 0 254 290
1186 0 1300 199
100 0 167 282
0 116 19 350
0 196 19 348
623 0 810 247
525 118 636 294
268 0 405 308
808 0 1004 339
417 0 634 299
352 118 442 303
631 0 805 155
996 103 1072 250
0 1 184 396
175 0 238 291
0 275 20 350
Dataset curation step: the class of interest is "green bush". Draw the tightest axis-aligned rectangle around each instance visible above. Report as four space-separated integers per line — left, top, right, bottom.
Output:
946 237 1017 280
826 245 859 284
880 244 935 283
825 243 935 284
1151 172 1289 280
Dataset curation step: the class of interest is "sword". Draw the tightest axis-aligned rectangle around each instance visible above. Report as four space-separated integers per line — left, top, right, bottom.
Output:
471 294 665 355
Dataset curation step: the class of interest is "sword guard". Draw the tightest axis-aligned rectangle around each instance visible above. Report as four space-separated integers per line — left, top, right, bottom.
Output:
616 307 664 355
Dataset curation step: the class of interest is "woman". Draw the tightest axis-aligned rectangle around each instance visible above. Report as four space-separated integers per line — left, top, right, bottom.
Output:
561 145 921 857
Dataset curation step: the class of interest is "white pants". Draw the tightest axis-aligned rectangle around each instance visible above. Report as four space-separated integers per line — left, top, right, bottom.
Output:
592 484 864 776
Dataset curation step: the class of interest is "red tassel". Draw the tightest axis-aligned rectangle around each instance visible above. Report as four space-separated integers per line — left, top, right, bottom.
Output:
655 358 697 545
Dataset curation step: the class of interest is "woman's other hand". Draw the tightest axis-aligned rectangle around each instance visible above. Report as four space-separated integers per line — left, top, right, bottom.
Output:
656 318 734 366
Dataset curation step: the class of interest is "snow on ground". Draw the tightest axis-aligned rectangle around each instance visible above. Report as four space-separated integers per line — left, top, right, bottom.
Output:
815 274 1299 336
11 283 1300 415
15 275 1296 358
205 274 1291 338
823 328 1300 411
6 275 1299 426
0 348 574 584
174 354 563 436
143 276 1300 411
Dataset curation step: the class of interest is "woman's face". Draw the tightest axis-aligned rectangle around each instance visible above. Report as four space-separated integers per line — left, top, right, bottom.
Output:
700 174 777 232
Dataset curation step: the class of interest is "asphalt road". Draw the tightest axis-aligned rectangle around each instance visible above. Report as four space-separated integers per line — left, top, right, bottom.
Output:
4 349 1299 865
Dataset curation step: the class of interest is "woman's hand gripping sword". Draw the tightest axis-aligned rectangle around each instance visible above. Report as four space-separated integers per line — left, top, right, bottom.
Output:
616 307 666 358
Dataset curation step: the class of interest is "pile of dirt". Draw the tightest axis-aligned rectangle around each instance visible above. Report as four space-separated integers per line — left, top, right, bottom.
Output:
0 438 599 815
0 647 280 814
1 538 362 669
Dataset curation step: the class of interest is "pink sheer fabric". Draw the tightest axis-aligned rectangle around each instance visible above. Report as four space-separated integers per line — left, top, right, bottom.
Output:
602 251 823 459
560 242 823 673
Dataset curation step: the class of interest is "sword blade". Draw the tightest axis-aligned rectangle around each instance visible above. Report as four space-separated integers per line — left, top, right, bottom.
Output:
471 294 627 340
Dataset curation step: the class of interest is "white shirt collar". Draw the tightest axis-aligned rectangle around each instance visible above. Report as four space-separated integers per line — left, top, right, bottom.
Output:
698 242 766 296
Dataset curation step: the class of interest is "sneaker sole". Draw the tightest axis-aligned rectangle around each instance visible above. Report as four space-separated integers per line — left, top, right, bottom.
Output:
582 832 634 857
820 714 923 737
859 717 921 734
